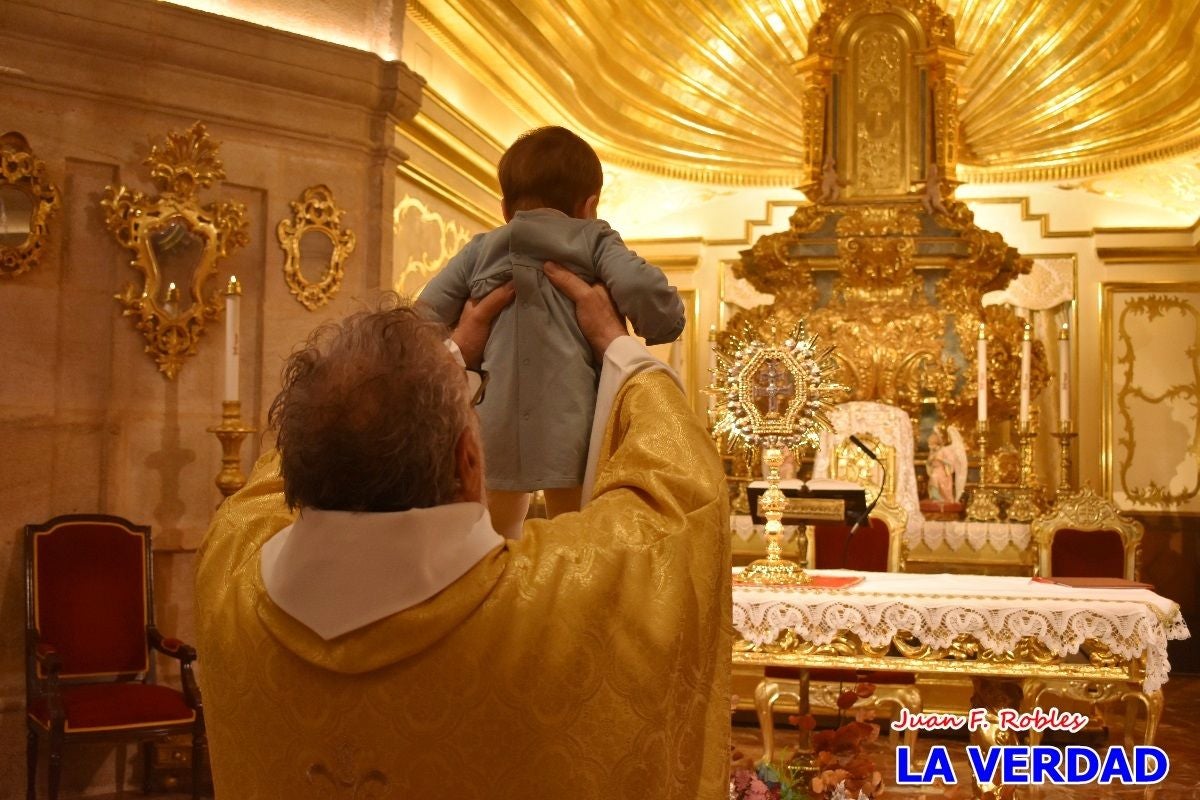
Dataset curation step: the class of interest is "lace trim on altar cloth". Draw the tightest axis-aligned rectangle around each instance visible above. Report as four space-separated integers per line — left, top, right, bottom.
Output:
733 576 1190 693
910 520 1031 551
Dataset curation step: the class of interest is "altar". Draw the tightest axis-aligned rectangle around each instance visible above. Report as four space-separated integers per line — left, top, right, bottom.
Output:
732 568 1190 780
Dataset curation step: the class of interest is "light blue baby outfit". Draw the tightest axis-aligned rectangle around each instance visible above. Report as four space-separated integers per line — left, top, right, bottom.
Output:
418 209 685 492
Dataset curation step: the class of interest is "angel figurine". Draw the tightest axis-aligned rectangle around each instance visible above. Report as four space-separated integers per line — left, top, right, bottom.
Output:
926 423 967 503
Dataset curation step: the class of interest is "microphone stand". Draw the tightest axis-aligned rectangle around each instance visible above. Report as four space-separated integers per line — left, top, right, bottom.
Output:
842 435 887 569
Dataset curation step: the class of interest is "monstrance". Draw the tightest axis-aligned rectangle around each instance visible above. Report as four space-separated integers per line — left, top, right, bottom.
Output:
711 318 843 585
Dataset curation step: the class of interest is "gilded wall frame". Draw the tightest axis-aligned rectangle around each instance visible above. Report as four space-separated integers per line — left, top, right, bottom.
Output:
1101 282 1200 515
277 185 356 311
0 132 61 278
103 123 249 378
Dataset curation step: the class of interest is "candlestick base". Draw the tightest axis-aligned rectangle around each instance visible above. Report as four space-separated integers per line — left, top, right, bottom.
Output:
966 420 1000 522
966 486 1001 522
1005 488 1039 523
207 400 256 499
1008 423 1044 522
1052 425 1078 498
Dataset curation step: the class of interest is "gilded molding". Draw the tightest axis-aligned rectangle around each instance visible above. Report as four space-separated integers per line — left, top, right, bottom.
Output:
277 185 357 311
103 122 248 379
0 132 60 278
1112 292 1200 509
391 194 473 296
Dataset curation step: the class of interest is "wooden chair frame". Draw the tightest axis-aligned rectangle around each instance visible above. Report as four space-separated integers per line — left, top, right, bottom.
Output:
24 514 206 800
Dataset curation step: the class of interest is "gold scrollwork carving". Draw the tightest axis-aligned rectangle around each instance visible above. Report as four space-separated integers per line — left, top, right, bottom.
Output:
1115 294 1200 507
278 185 357 311
0 132 61 278
392 195 473 297
102 122 248 379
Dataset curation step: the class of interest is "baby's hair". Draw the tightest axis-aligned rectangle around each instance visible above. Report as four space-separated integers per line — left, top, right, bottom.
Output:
498 126 603 216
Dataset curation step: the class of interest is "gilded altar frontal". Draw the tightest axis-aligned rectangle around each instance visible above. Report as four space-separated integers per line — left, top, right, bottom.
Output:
1 0 1198 797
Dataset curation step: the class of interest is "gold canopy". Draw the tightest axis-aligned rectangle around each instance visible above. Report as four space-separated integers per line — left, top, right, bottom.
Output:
409 0 1200 185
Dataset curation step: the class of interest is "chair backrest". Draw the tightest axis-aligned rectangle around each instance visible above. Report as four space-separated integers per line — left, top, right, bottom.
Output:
1031 487 1143 580
813 401 924 537
25 514 154 679
808 497 908 572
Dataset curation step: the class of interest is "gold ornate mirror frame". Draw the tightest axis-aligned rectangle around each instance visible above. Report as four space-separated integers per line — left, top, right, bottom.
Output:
102 122 249 378
277 185 356 311
0 132 61 278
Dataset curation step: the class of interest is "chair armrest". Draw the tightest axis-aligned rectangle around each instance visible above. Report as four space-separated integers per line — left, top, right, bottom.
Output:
148 627 197 663
30 636 62 676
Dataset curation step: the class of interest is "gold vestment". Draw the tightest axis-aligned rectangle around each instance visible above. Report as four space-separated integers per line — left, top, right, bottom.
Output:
196 371 731 799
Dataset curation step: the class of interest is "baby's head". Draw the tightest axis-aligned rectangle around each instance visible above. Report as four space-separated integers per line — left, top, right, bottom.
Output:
498 126 603 221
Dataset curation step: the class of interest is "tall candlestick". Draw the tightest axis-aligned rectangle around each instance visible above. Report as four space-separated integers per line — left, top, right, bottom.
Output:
1019 322 1032 425
1058 322 1070 425
224 275 241 403
976 322 988 422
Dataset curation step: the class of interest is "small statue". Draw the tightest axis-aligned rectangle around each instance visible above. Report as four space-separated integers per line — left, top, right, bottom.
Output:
819 153 844 203
926 423 968 502
920 162 948 216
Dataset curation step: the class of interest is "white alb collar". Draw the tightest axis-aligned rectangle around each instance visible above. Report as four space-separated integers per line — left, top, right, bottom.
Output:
260 502 504 640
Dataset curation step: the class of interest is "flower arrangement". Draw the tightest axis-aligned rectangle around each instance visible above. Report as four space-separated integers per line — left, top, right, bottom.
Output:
731 682 886 800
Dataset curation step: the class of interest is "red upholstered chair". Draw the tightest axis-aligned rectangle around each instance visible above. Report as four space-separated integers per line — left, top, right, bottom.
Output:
1026 487 1154 748
24 514 205 800
755 500 921 762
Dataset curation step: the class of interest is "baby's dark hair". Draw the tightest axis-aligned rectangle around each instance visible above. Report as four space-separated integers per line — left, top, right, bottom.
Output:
498 126 603 216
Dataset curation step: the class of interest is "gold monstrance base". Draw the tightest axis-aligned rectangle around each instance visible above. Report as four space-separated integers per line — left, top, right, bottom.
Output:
739 447 811 586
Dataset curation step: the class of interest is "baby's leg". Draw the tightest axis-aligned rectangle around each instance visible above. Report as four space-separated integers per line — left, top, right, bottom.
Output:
487 490 531 539
543 486 582 518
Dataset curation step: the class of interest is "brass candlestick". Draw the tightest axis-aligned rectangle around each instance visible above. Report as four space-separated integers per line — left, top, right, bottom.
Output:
1052 421 1078 498
208 400 255 498
1006 422 1041 522
966 420 1000 521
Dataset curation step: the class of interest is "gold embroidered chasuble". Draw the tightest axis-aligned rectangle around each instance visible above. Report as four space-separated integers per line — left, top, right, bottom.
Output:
195 371 732 799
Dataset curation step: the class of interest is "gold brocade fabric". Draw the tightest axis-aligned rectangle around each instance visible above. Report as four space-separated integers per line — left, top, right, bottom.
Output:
195 371 732 799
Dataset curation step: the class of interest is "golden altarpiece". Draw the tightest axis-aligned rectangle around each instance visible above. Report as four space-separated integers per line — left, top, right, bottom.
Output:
725 0 1049 522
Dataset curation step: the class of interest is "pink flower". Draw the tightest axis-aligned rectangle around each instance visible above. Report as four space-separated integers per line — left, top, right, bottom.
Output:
745 776 771 800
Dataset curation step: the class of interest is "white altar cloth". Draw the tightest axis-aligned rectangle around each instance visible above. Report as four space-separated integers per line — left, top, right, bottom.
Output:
732 570 1189 692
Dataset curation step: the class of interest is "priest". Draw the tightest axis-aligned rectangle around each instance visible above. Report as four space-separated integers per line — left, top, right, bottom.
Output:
195 262 731 799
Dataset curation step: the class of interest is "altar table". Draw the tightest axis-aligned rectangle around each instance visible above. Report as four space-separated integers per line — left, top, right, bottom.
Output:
732 569 1190 789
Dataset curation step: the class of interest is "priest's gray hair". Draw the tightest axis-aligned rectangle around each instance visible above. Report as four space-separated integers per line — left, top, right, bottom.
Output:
269 297 470 512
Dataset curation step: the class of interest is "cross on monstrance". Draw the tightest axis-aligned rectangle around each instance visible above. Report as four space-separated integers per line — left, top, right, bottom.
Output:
754 359 795 418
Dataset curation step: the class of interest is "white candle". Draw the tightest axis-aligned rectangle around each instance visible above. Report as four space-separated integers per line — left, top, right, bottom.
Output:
1018 323 1032 426
224 276 241 403
976 323 988 422
1058 322 1070 425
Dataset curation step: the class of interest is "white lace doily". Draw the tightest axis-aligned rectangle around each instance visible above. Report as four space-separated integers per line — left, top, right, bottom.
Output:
913 520 1031 551
733 570 1189 693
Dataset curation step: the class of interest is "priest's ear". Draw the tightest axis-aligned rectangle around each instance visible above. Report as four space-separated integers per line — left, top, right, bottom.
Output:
454 427 485 503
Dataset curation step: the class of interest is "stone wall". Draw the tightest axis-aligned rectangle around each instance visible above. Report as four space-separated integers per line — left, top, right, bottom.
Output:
0 0 421 794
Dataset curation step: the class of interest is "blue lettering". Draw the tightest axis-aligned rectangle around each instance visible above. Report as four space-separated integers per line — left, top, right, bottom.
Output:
1065 746 1100 782
966 746 1002 785
1099 748 1134 784
1030 746 1064 784
897 745 956 784
1134 747 1169 784
1001 747 1031 784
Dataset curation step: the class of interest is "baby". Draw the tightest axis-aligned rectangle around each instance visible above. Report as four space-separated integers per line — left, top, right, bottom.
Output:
419 126 685 538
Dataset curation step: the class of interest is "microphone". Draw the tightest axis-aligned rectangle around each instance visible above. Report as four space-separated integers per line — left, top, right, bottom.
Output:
842 436 887 569
848 434 878 462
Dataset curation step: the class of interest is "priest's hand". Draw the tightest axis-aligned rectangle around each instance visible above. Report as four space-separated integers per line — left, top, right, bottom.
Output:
452 281 516 368
543 260 626 359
